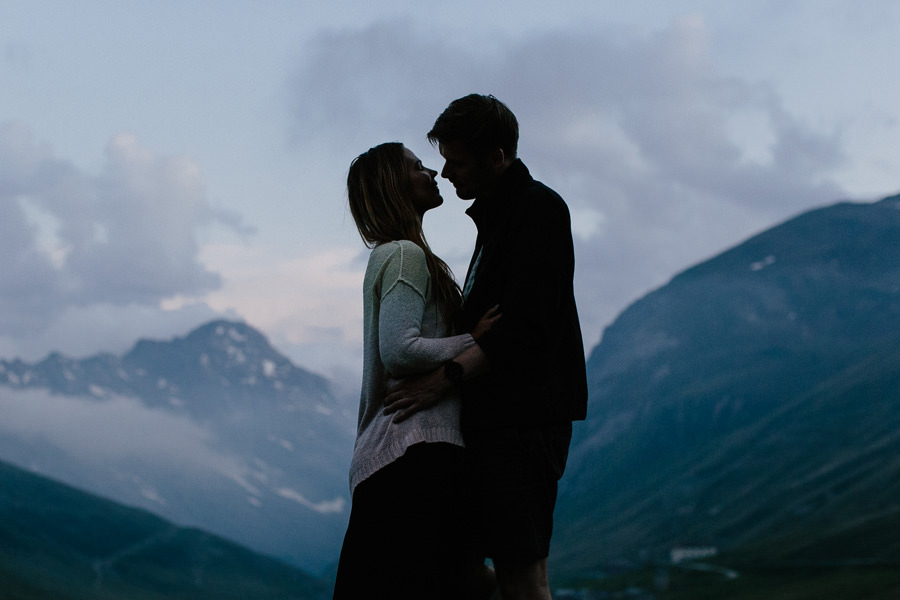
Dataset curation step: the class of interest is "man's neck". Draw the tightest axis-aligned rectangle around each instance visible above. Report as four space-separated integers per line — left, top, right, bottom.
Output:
477 159 515 200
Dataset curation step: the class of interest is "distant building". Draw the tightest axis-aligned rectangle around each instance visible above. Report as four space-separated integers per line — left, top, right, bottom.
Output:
670 546 718 564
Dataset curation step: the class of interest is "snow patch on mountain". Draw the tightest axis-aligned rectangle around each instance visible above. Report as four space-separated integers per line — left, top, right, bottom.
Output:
750 254 776 271
276 488 347 514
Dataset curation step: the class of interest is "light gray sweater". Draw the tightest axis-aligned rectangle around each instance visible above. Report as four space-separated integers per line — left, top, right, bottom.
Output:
348 240 474 493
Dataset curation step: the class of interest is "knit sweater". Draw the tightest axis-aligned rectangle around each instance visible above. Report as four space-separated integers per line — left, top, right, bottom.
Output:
348 240 474 493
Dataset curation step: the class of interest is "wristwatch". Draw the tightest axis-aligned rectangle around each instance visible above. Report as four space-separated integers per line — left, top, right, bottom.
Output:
443 360 464 385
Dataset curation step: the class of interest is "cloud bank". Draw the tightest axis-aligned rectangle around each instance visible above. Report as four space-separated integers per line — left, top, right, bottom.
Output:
0 388 235 475
287 17 847 346
0 122 248 357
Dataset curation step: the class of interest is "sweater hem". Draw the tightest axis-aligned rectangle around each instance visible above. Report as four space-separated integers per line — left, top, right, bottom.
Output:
349 427 464 494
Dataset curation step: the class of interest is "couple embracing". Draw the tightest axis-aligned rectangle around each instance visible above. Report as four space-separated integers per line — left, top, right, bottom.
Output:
333 94 587 600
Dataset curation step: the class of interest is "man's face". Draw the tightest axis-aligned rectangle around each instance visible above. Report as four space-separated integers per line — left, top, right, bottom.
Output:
438 141 498 200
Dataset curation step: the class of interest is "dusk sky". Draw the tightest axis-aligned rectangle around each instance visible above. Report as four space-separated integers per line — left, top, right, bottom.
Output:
2 1 899 387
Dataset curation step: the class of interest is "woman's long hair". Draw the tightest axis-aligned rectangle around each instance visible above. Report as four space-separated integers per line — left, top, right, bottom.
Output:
347 142 462 327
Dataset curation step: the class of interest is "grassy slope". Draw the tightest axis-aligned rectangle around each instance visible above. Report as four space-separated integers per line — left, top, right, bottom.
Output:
0 460 328 600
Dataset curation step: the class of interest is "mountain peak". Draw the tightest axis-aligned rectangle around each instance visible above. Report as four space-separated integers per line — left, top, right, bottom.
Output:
127 319 274 361
132 319 285 375
186 319 270 348
0 319 332 410
118 319 331 407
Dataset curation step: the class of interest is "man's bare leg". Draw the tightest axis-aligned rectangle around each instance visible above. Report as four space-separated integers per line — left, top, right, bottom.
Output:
494 558 551 600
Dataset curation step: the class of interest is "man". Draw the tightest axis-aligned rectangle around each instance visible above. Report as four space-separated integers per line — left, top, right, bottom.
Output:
384 94 587 600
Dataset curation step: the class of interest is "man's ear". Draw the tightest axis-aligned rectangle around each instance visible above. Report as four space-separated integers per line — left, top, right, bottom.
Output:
489 148 506 170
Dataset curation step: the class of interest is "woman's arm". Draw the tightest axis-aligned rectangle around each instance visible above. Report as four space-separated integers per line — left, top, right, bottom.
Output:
378 279 474 377
375 241 474 377
382 342 491 423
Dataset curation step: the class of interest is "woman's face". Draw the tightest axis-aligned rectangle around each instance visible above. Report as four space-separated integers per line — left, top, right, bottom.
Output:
403 147 443 216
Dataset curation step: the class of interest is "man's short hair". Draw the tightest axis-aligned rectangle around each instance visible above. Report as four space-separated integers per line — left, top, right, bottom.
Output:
427 94 519 159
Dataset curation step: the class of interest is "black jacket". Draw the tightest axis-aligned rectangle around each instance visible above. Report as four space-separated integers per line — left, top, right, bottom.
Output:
459 159 588 430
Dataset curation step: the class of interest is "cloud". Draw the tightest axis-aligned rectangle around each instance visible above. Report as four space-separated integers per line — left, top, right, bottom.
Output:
0 12 862 370
288 20 493 154
159 242 366 377
0 301 225 361
0 122 249 340
184 243 365 345
287 18 849 346
0 388 235 474
0 387 313 513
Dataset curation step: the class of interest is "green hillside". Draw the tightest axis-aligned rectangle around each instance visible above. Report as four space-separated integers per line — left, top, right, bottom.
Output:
0 460 329 600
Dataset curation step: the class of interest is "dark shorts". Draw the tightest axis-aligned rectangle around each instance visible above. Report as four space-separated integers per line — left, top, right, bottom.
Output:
466 422 572 566
333 442 478 599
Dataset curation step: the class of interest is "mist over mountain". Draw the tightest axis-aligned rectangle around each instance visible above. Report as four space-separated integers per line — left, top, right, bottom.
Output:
553 193 900 581
0 320 357 573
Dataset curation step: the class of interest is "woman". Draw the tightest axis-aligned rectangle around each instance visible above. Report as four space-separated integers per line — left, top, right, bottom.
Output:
332 142 498 599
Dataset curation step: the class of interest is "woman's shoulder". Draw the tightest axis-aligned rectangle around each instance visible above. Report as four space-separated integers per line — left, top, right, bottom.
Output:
370 240 426 264
366 240 431 298
367 240 429 285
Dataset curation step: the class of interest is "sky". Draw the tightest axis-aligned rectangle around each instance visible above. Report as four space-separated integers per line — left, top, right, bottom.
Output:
2 1 899 388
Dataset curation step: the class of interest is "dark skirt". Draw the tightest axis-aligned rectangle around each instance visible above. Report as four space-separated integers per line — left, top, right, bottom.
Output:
332 442 477 599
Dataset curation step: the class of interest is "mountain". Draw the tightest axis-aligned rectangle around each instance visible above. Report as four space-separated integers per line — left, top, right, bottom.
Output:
0 457 329 599
552 193 900 582
0 320 356 573
9 192 900 594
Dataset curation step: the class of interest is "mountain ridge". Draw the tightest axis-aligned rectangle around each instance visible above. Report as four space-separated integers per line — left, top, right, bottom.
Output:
0 319 355 573
0 319 334 411
553 193 900 583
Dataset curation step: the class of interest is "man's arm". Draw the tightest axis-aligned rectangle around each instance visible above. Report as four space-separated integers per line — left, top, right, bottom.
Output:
382 343 490 423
